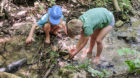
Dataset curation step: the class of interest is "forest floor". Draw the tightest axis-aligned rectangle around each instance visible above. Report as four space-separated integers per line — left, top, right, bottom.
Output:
0 0 140 78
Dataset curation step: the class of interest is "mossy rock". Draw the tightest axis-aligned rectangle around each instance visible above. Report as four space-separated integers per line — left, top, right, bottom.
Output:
59 68 76 78
115 20 124 27
0 72 21 78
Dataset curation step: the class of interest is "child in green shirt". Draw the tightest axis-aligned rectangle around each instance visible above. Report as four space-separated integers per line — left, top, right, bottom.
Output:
67 8 115 64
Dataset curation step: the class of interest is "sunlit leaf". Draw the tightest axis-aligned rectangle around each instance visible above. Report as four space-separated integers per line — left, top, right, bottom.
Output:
125 60 135 72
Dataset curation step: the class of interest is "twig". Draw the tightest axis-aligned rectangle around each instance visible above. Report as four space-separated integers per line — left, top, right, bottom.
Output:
43 65 54 78
26 43 43 77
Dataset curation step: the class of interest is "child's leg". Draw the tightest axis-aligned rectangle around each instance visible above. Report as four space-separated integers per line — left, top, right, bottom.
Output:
51 26 62 38
87 29 100 58
93 25 112 64
88 29 101 53
43 23 51 44
52 26 61 34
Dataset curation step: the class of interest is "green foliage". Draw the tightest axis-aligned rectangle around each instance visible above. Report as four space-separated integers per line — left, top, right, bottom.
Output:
64 60 90 70
78 60 89 69
38 3 44 11
121 0 131 8
125 60 136 72
50 51 59 64
47 0 56 6
117 48 140 73
50 51 59 57
64 65 78 70
102 69 110 77
95 0 112 7
117 48 136 56
118 0 132 15
125 59 140 73
63 60 109 78
87 67 104 78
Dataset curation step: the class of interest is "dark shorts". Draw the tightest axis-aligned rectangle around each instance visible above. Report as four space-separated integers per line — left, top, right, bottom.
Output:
109 16 115 27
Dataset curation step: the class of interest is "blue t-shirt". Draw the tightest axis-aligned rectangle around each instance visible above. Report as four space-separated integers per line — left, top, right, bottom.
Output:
37 13 66 28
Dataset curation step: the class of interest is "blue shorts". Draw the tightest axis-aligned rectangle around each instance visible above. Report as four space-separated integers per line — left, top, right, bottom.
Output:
109 16 115 27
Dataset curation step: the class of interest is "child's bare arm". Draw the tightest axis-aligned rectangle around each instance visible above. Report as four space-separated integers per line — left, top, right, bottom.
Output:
70 31 89 58
62 21 67 35
26 24 37 44
76 31 89 52
58 18 67 35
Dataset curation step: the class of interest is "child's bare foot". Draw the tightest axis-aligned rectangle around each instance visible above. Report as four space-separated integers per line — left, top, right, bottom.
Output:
92 57 101 65
45 39 50 44
87 52 92 58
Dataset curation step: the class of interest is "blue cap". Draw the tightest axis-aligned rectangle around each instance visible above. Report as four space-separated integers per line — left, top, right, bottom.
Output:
48 5 62 25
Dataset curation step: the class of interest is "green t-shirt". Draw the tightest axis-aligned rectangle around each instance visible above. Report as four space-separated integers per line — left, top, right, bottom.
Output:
79 8 113 36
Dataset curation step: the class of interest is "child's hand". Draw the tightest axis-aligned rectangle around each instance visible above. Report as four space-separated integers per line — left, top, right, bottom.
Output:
62 25 67 35
26 37 35 44
67 45 77 59
56 33 62 38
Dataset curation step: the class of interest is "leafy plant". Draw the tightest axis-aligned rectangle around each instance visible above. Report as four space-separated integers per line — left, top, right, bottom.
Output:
50 51 59 57
121 0 131 8
117 48 140 73
50 51 59 64
64 65 78 70
47 0 56 6
117 48 136 56
125 59 140 73
119 0 131 10
63 60 109 78
38 3 44 11
87 67 104 78
64 60 90 70
78 60 90 69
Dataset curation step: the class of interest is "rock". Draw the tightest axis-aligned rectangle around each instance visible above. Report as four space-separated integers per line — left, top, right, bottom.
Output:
130 17 138 22
26 17 32 21
0 71 21 78
0 58 27 73
59 68 86 78
115 20 124 27
58 61 67 67
12 22 26 29
0 32 4 36
0 37 11 43
8 58 27 73
0 68 8 72
97 61 114 69
72 0 77 3
59 68 75 77
17 11 27 16
0 22 3 27
69 71 86 78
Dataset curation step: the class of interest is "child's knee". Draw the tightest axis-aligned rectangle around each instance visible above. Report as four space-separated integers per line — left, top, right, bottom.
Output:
96 39 102 44
44 24 51 31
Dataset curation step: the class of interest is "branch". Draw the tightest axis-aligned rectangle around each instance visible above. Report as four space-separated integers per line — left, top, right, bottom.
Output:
43 65 54 78
112 0 121 12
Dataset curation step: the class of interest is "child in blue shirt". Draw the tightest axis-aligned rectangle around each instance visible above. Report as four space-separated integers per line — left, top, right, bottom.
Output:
26 5 67 44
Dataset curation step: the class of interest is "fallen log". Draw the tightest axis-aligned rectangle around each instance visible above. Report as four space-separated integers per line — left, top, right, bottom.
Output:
0 58 27 73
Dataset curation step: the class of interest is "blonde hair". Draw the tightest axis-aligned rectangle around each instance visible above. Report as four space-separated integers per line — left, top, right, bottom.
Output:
67 19 83 38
